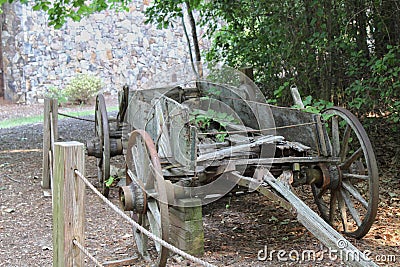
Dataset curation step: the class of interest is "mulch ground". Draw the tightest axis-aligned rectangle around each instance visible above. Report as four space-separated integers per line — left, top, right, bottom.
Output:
0 98 398 266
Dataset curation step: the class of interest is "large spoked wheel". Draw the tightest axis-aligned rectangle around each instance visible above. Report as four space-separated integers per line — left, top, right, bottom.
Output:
312 107 379 239
95 93 111 197
125 130 170 266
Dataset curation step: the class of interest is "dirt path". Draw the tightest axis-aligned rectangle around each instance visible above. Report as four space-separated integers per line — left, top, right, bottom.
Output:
0 99 398 266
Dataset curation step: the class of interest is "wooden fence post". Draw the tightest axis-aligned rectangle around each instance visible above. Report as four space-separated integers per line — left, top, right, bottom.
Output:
42 98 58 192
42 98 51 190
51 99 59 141
53 142 85 267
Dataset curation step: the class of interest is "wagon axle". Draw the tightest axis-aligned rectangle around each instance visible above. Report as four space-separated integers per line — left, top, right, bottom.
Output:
300 164 342 191
86 138 123 158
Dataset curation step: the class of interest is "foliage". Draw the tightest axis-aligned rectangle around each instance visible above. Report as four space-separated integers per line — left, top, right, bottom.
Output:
190 108 238 142
105 176 114 187
200 0 399 131
64 74 103 104
43 86 68 105
346 45 400 124
2 0 398 130
144 0 204 28
0 0 131 28
144 0 203 71
297 95 334 115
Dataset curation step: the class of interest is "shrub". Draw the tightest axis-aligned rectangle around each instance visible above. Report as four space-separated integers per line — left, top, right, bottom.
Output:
346 45 400 128
44 86 68 105
64 74 103 104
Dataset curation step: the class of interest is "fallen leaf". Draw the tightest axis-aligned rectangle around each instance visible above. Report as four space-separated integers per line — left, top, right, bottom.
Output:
121 233 133 239
42 246 52 251
4 208 15 213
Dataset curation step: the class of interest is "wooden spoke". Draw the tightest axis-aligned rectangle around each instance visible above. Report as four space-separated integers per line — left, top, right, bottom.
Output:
340 189 362 227
339 124 351 161
337 192 349 232
147 200 162 252
329 190 338 224
342 181 368 209
342 173 369 180
332 116 340 157
341 147 363 170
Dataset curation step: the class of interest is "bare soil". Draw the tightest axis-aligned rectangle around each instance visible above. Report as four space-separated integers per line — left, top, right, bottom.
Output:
0 96 398 266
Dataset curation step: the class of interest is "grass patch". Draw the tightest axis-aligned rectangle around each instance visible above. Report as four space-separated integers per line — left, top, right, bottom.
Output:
0 106 118 129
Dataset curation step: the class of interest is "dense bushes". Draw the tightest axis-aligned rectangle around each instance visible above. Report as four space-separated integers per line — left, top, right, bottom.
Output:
200 0 400 130
64 74 103 104
347 45 400 125
45 74 102 105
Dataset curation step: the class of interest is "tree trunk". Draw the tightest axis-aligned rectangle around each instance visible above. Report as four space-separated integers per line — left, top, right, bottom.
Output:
185 2 201 64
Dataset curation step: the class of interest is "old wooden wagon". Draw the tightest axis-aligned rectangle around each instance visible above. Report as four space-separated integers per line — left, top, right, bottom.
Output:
86 65 378 266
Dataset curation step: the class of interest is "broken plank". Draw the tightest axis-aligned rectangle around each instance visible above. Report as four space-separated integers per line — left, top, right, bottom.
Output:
102 257 138 267
197 135 284 162
264 175 378 267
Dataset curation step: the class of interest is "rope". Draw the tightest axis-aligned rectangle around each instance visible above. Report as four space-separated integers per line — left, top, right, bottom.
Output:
58 112 96 122
74 170 218 267
73 239 104 267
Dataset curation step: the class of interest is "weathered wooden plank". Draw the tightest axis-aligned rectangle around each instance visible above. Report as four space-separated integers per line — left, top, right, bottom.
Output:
53 142 85 267
202 156 341 167
102 257 138 267
264 175 378 267
170 204 203 222
169 198 204 256
197 135 284 162
153 98 172 158
42 98 51 190
51 98 58 141
290 86 304 108
267 105 320 151
164 96 197 171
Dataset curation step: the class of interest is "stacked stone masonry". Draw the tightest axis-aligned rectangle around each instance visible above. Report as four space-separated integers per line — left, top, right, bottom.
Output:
1 1 202 103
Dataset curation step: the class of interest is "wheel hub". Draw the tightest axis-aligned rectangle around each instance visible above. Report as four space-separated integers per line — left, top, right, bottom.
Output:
327 165 342 190
311 163 342 191
119 181 147 214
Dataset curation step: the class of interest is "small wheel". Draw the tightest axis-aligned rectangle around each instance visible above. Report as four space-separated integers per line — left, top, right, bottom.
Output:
125 130 170 266
312 107 379 238
95 94 111 197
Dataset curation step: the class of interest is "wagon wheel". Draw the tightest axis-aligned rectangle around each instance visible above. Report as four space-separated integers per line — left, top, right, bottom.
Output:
125 130 170 266
312 107 379 239
95 93 110 197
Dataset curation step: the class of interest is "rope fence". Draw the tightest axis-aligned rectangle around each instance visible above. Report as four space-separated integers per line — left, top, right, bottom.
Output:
74 169 217 267
73 239 104 267
58 112 96 122
52 141 217 267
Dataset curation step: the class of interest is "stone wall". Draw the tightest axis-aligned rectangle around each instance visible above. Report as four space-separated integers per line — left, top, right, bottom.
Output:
1 1 198 103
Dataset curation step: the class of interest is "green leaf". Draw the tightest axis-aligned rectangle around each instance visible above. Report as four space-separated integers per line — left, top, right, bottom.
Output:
105 176 114 187
216 133 227 142
269 216 278 222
